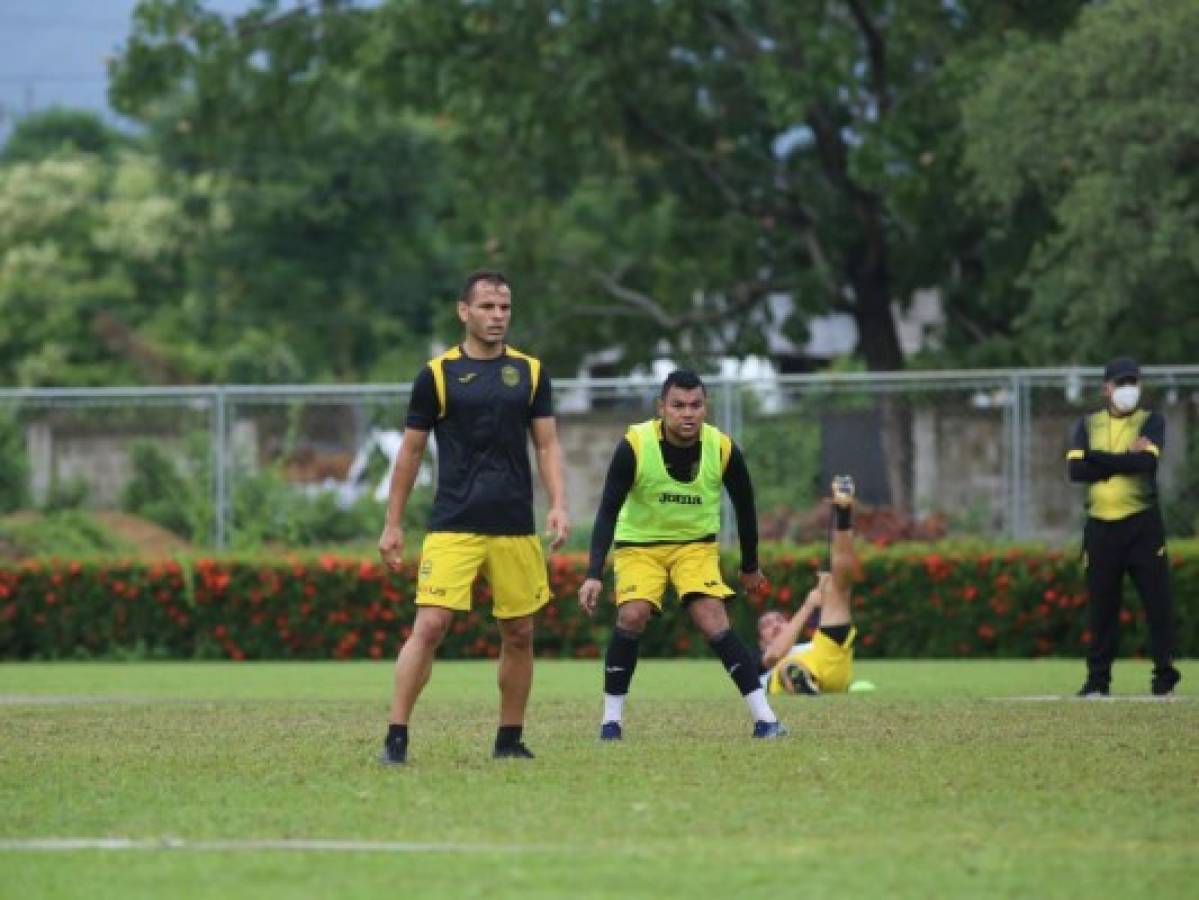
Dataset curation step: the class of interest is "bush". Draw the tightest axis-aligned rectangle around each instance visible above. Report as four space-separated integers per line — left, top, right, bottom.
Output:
1 542 1196 660
0 409 29 514
0 511 133 559
121 439 204 539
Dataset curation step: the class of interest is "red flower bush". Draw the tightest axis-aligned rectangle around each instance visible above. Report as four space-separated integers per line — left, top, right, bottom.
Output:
0 542 1196 660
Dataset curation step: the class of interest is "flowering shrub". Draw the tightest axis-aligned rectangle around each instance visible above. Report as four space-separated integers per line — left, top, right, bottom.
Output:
1 542 1195 660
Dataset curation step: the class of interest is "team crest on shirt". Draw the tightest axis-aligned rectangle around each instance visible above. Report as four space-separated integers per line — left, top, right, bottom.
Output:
501 364 521 388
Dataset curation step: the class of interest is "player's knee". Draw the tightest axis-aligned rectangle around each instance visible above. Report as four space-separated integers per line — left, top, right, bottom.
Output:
688 598 729 638
499 616 534 651
411 611 452 647
616 602 651 634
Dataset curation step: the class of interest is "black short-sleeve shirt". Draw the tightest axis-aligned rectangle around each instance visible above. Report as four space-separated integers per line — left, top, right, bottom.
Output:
406 345 553 534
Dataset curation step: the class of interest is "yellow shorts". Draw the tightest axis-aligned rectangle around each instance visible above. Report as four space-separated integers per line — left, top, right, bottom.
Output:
613 542 733 610
769 627 856 695
416 532 550 619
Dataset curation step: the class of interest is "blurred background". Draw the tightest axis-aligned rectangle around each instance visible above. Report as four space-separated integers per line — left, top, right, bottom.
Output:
0 0 1196 558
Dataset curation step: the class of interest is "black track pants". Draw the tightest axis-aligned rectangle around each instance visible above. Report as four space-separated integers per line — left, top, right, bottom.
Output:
1083 508 1176 684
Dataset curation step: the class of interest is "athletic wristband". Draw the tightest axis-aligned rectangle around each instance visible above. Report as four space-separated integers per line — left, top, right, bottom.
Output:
834 505 853 531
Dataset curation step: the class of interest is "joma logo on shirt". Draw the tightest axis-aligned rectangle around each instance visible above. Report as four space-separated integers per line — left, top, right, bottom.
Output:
657 492 702 505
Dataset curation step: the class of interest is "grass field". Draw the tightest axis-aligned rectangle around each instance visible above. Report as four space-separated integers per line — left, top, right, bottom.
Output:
1 658 1196 899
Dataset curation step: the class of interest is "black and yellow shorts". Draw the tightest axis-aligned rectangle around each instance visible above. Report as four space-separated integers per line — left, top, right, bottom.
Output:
416 532 550 619
769 627 857 695
613 542 733 610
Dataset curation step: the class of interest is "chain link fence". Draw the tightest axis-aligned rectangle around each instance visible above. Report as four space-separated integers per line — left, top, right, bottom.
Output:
0 367 1196 553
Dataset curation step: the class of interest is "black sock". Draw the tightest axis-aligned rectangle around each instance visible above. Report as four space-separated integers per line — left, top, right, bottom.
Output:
709 629 762 696
386 723 408 747
495 725 523 750
604 626 641 696
834 504 853 530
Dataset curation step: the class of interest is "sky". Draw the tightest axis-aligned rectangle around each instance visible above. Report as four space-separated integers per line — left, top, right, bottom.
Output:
0 0 298 141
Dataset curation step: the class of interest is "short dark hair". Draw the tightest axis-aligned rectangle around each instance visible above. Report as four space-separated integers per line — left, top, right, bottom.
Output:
459 269 510 304
660 369 706 398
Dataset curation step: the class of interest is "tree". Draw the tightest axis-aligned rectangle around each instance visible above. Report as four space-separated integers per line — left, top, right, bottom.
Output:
109 0 461 382
107 0 1085 510
0 150 227 385
961 0 1199 364
1 108 125 164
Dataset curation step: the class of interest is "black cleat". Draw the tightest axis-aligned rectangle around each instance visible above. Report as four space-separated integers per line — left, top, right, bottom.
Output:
1151 668 1181 697
493 742 536 760
752 720 789 740
378 741 408 766
1076 682 1110 698
599 721 623 741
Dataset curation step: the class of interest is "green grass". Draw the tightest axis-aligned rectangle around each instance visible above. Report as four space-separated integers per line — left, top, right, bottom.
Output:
1 659 1196 899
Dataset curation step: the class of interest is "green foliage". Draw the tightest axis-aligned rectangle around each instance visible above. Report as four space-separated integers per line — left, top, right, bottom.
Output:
0 150 227 386
122 439 201 539
104 0 1089 374
739 409 821 513
108 0 460 383
1165 438 1199 538
0 511 133 559
962 0 1199 364
4 542 1196 660
0 408 29 513
40 477 90 513
0 108 124 163
229 467 387 549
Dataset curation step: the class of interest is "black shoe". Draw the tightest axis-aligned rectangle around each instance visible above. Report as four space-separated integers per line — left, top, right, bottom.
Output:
1152 668 1181 697
599 721 623 741
752 720 789 739
378 741 407 766
493 742 535 759
1076 682 1110 698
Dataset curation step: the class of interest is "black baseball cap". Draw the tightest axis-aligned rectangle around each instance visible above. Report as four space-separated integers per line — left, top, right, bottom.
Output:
1103 357 1140 381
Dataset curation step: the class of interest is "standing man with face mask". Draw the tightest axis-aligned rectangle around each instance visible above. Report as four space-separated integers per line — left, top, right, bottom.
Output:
1067 357 1180 697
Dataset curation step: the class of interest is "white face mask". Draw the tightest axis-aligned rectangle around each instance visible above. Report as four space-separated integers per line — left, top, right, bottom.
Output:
1111 384 1140 413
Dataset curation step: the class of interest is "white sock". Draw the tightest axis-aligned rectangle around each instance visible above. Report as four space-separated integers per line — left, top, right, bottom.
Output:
603 693 626 724
744 688 776 723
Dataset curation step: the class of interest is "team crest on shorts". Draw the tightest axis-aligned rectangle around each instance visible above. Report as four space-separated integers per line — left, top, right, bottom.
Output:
419 559 433 577
501 364 521 388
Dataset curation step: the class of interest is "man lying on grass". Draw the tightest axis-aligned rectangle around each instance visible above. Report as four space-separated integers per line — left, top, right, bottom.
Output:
756 476 859 695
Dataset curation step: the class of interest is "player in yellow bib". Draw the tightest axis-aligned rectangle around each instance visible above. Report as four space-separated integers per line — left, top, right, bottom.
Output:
578 370 785 740
757 476 859 696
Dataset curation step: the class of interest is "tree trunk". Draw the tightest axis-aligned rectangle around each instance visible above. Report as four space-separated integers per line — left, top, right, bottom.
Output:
848 236 913 515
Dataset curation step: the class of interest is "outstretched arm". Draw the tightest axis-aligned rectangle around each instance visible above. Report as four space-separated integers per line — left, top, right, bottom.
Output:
761 580 826 669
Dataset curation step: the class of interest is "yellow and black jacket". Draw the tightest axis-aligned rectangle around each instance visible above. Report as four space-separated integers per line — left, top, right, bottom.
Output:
1066 407 1164 521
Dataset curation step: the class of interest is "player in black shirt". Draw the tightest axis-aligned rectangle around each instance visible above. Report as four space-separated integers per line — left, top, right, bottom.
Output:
377 270 569 764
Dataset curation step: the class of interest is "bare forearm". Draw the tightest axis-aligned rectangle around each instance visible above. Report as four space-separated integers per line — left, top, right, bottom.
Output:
763 600 817 668
536 441 567 510
384 444 425 527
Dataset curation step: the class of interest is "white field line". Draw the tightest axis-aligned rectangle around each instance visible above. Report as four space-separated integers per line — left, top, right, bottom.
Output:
0 694 162 706
0 837 557 854
987 694 1187 703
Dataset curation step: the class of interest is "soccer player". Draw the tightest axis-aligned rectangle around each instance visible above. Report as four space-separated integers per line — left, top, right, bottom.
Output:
1067 357 1180 697
376 270 569 765
757 476 859 696
577 369 785 740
